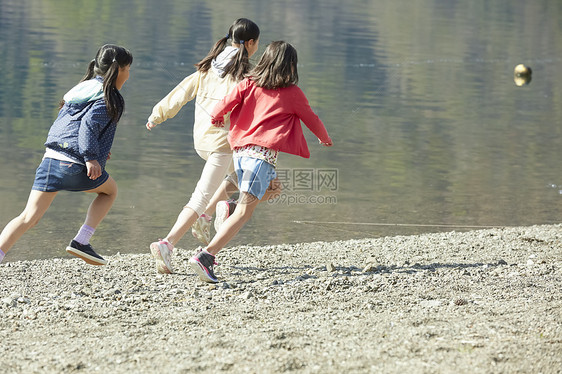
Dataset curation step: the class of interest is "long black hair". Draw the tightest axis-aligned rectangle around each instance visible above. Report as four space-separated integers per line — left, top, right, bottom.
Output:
62 44 133 122
195 18 260 81
250 41 298 89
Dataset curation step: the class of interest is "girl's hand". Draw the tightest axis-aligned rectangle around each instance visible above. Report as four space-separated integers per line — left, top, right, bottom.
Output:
211 117 225 127
319 138 333 147
86 160 102 180
146 121 157 131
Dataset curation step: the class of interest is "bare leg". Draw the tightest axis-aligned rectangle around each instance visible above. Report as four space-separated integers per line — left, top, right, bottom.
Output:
165 206 199 246
205 192 260 256
0 190 58 253
83 176 118 229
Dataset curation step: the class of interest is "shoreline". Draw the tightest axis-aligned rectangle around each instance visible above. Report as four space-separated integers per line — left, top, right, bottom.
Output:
1 224 561 373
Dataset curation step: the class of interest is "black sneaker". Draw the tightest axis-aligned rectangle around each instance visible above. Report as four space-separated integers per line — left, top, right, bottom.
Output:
214 199 237 233
188 249 218 283
66 240 107 266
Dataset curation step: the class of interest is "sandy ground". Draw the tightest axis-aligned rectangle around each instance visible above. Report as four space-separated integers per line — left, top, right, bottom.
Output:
0 224 561 373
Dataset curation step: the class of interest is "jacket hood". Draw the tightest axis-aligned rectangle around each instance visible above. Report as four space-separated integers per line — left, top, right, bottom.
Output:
63 77 104 105
211 46 239 77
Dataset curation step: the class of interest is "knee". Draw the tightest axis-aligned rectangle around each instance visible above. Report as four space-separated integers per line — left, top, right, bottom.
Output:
101 181 118 200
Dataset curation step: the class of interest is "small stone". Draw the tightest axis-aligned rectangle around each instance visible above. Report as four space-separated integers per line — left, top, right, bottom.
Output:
240 291 253 300
363 264 376 273
420 300 442 308
326 263 336 272
454 298 468 306
22 309 37 320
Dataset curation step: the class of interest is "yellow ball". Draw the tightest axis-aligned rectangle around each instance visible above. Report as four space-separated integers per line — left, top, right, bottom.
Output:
514 64 532 77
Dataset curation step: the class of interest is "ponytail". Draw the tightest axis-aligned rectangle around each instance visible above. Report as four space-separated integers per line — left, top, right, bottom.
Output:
194 36 229 73
195 18 259 81
81 60 96 82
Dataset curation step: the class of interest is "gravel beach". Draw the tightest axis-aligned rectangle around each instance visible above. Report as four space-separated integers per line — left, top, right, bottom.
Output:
1 224 561 374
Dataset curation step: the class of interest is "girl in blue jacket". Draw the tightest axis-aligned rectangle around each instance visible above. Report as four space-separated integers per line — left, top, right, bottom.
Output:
0 44 133 266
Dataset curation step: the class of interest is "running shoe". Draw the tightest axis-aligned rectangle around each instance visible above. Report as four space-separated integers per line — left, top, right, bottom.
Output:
150 239 174 274
189 248 219 283
214 199 237 233
66 240 107 266
192 214 212 245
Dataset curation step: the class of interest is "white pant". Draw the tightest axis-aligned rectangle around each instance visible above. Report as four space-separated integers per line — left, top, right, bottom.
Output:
186 150 234 216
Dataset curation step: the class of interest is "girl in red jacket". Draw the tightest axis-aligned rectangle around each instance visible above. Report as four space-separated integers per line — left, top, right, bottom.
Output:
189 41 333 283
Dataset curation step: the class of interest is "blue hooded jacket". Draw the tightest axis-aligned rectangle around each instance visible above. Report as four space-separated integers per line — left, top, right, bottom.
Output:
44 76 122 170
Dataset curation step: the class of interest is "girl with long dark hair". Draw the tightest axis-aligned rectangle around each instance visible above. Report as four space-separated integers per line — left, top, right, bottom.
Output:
0 44 133 265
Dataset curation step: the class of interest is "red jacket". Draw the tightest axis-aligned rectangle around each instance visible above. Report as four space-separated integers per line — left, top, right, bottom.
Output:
211 78 331 158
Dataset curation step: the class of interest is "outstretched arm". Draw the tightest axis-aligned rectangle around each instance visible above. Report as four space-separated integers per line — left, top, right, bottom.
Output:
292 87 333 145
147 71 200 129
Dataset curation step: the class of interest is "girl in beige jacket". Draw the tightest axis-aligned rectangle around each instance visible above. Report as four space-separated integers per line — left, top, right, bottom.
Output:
146 18 260 274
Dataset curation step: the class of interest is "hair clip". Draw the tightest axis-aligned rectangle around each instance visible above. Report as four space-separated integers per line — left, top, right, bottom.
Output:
240 40 245 45
225 33 230 38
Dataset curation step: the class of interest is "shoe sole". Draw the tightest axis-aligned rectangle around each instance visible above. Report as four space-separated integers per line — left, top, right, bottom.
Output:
214 201 230 233
188 259 218 283
192 219 210 245
150 243 173 274
66 247 107 266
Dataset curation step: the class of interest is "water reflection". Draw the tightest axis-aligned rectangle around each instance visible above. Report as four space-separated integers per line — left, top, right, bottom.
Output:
1 0 561 262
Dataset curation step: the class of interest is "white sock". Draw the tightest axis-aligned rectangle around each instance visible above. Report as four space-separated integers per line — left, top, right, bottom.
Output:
73 225 96 245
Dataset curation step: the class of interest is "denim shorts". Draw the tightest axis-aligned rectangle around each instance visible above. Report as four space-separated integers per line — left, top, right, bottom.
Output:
32 158 109 192
234 156 277 200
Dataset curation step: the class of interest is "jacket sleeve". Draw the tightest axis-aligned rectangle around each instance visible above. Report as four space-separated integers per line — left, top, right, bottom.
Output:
292 87 331 143
211 79 247 121
78 100 112 162
148 71 200 125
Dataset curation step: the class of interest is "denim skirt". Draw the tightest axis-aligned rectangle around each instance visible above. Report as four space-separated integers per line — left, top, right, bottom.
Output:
32 158 109 192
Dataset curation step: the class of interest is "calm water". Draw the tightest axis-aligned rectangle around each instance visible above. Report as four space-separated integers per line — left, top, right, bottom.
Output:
1 0 561 262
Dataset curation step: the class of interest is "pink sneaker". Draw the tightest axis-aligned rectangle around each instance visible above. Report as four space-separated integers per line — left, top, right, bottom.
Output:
149 239 174 274
189 248 219 283
192 214 212 245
